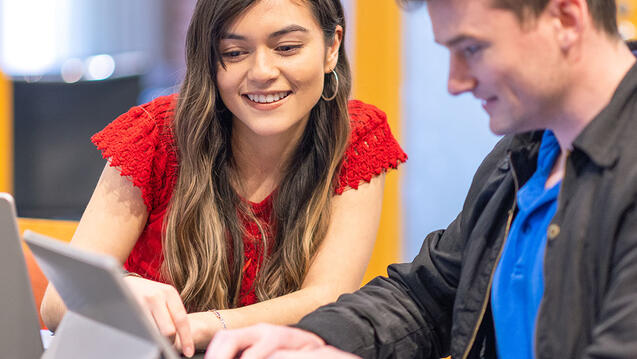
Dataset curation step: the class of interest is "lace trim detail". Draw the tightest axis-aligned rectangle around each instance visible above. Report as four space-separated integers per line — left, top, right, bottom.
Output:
91 95 178 212
336 100 408 194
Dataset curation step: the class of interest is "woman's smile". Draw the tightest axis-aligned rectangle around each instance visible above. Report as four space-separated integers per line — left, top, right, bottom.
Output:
245 91 291 103
242 90 292 110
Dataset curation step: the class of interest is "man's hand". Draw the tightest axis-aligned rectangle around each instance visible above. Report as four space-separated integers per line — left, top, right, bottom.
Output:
204 323 332 359
268 346 361 359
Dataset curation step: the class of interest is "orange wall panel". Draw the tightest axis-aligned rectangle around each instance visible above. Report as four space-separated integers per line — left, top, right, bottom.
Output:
354 1 404 284
0 71 12 193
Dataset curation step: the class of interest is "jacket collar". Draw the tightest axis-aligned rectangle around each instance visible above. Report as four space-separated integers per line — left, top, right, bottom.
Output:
509 131 543 154
507 131 543 186
570 56 637 168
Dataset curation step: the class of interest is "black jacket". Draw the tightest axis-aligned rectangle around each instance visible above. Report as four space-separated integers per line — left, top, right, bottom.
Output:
296 62 637 358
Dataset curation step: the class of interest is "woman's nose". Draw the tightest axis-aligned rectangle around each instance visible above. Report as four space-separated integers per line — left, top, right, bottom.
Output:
247 49 279 84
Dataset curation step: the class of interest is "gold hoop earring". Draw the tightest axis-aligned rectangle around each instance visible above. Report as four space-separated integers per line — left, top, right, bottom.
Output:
321 70 339 101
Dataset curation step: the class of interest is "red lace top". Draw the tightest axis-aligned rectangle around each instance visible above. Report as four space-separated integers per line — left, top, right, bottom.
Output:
92 94 407 307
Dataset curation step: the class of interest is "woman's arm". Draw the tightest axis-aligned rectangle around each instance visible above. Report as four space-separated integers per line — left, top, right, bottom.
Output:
187 174 386 349
41 163 197 357
40 163 149 330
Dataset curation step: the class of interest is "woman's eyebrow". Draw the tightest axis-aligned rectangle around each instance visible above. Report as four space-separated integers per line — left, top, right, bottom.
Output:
221 24 309 41
268 24 309 38
221 32 246 40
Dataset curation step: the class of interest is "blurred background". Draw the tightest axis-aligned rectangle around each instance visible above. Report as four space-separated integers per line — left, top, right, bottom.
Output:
1 0 635 278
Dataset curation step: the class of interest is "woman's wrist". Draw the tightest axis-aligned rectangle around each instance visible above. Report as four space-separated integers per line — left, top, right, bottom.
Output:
194 310 227 343
209 309 228 329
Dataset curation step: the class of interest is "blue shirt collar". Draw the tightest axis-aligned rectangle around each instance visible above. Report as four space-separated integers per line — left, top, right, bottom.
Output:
537 130 561 179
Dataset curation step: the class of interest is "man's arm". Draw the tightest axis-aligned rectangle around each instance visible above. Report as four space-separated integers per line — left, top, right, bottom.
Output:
295 218 461 358
584 203 637 358
292 136 517 358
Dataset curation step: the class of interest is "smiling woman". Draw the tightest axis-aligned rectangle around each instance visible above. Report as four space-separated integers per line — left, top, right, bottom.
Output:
216 4 336 140
39 0 407 356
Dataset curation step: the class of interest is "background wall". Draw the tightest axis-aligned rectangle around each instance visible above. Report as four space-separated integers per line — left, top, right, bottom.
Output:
401 6 499 260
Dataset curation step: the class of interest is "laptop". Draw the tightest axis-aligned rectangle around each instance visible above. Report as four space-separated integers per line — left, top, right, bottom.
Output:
0 193 45 359
23 230 206 359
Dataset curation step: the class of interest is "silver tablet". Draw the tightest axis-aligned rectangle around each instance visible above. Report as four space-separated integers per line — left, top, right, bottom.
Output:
23 230 181 359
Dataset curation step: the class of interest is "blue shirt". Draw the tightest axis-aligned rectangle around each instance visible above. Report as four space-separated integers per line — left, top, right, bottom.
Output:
491 130 562 359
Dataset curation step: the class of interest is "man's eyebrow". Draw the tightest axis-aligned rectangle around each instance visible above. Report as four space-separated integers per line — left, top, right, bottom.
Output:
221 24 309 41
440 34 474 47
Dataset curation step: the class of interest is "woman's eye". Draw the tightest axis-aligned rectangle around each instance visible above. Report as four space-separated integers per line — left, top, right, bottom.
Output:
223 51 241 57
220 49 249 63
276 44 301 53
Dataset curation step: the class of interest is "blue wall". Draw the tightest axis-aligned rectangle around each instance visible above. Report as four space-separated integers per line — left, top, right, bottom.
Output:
401 6 500 260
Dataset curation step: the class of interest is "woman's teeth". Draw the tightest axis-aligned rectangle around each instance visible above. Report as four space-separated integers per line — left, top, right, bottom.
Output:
246 92 289 104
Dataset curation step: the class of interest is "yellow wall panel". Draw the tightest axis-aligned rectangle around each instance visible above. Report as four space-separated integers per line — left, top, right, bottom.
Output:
618 0 637 39
354 1 403 284
0 71 12 193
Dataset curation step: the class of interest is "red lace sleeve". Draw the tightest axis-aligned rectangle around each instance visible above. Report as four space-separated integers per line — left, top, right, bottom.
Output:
91 94 178 212
335 100 408 194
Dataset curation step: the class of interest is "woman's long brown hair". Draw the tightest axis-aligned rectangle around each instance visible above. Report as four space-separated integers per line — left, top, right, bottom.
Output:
162 0 352 311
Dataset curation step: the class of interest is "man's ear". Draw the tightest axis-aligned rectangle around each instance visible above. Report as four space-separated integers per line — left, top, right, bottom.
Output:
545 0 587 51
325 25 343 72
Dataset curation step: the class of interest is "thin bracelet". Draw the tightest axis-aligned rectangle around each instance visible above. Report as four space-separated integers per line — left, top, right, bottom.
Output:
210 309 227 329
122 269 143 278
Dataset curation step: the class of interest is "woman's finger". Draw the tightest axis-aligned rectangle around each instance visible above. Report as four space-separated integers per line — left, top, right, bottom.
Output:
147 294 177 341
165 290 194 357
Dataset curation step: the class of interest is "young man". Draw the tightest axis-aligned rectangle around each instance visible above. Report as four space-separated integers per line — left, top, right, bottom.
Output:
204 0 637 357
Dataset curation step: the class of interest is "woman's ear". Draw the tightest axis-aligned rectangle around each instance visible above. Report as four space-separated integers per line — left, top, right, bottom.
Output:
325 25 343 72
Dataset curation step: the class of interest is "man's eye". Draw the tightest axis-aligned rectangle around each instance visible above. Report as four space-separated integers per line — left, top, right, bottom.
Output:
463 44 482 57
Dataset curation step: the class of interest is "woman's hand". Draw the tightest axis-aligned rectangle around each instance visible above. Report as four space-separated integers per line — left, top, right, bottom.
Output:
123 276 195 357
174 311 226 352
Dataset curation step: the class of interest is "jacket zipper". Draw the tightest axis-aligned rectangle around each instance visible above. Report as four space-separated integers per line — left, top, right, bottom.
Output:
532 150 569 358
461 153 519 359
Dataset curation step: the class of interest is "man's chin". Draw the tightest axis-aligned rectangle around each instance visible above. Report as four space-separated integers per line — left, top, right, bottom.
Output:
488 117 511 136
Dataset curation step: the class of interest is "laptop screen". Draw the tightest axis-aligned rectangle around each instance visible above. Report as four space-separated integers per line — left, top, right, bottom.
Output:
0 193 44 359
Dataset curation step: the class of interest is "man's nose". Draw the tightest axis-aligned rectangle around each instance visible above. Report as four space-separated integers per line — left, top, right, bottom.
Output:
447 54 477 95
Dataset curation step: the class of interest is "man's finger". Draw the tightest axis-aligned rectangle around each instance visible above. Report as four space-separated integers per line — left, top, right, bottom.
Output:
268 346 361 359
205 327 260 359
206 324 325 359
239 329 320 359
